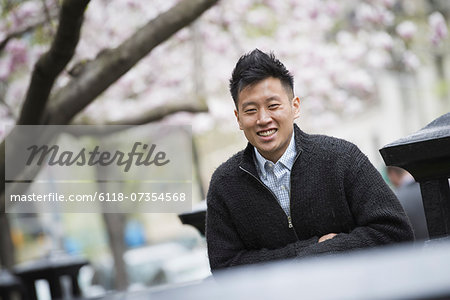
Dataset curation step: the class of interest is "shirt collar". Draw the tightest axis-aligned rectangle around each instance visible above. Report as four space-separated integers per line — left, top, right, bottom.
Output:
254 130 297 175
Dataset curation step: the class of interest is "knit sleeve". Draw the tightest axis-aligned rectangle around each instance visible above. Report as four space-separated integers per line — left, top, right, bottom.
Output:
294 143 414 258
206 174 318 272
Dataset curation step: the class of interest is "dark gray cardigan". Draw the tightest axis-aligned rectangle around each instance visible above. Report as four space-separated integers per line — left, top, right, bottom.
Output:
206 125 413 271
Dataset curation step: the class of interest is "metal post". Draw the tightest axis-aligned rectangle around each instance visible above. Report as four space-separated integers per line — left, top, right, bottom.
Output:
420 179 450 237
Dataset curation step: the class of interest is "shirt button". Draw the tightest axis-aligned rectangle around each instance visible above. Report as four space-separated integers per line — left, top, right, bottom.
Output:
281 186 285 190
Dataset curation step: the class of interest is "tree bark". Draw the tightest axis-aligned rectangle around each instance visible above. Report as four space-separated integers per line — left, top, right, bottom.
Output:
103 213 128 290
17 0 90 126
0 213 15 270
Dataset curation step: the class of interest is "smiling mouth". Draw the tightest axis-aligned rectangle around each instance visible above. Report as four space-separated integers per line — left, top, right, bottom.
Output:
257 129 277 137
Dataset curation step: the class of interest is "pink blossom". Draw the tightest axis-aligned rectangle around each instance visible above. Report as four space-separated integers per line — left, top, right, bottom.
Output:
402 51 420 71
370 31 393 51
310 112 340 129
5 77 28 109
336 31 353 46
355 3 376 24
367 50 391 69
380 0 395 8
4 39 28 75
332 90 349 108
325 1 340 17
11 0 41 28
1 0 432 129
378 9 394 26
355 3 393 26
311 77 333 97
344 70 374 94
308 6 319 20
126 0 140 9
304 96 325 113
246 8 271 27
344 96 364 115
429 12 448 46
0 59 10 81
342 42 366 62
396 21 417 41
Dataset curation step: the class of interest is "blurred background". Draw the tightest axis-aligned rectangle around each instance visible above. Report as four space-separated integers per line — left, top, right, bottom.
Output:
0 0 449 297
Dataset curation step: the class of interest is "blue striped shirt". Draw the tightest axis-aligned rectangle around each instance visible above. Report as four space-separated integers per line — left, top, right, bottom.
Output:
254 131 297 216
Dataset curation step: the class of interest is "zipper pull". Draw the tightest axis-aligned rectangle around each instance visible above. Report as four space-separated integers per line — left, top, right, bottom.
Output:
287 215 293 228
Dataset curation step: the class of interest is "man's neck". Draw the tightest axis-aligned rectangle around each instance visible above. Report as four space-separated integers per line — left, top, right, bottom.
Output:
254 130 295 165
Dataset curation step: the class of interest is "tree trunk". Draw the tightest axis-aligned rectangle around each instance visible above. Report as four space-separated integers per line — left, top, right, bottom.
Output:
0 213 15 269
103 213 128 290
95 155 128 291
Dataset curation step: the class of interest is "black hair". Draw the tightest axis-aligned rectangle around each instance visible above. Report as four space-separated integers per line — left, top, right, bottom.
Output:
229 49 294 108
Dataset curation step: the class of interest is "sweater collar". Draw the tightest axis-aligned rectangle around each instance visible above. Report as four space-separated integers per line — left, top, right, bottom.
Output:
254 131 296 167
240 124 307 176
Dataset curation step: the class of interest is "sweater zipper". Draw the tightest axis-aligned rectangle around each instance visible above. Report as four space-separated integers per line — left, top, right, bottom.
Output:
239 165 299 237
287 150 302 236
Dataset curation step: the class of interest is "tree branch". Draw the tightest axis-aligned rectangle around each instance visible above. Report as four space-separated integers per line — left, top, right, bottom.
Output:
74 102 208 126
42 0 218 125
61 102 208 137
17 0 90 125
0 19 46 52
41 0 54 26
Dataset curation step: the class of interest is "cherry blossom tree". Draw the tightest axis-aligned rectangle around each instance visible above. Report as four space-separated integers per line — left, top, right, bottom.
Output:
1 0 448 141
0 0 218 288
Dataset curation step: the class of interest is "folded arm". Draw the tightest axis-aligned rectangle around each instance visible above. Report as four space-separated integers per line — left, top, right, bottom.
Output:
206 193 319 271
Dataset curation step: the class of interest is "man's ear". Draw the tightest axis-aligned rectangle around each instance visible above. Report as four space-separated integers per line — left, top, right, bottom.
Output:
292 96 300 119
234 109 243 130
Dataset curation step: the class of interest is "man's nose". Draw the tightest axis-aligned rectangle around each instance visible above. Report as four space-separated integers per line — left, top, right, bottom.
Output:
256 108 271 125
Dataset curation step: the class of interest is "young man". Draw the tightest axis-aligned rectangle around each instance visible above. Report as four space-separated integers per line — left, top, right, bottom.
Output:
206 49 413 272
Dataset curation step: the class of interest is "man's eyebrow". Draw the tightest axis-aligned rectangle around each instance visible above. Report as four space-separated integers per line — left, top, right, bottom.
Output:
241 101 258 109
241 96 281 109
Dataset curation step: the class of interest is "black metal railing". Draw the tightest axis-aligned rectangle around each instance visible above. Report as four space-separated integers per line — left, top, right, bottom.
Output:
380 112 450 238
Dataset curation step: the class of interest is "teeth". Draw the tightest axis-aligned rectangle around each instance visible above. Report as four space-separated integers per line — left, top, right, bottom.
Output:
258 129 276 137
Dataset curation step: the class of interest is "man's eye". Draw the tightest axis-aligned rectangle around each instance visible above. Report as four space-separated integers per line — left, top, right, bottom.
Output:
245 109 256 113
269 104 279 109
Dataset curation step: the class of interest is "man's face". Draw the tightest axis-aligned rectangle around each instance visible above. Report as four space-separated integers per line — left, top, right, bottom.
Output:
234 77 300 163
